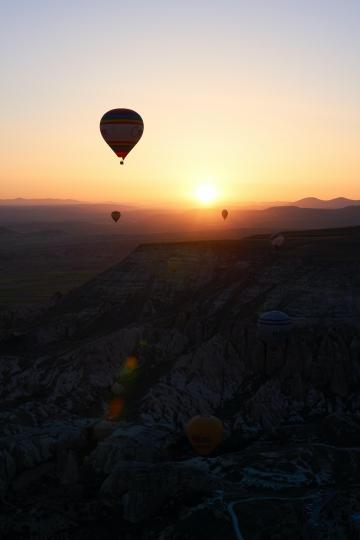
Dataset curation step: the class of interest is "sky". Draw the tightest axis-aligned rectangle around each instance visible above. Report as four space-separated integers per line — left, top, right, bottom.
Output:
1 0 360 206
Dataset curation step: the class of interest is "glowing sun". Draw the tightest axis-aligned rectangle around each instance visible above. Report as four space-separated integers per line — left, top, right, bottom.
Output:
196 183 218 205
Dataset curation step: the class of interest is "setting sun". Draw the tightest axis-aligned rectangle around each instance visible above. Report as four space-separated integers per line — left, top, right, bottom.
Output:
196 184 218 205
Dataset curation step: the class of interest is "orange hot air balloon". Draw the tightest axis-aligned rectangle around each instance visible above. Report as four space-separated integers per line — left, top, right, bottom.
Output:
100 108 144 164
221 209 228 221
111 211 121 223
185 415 224 456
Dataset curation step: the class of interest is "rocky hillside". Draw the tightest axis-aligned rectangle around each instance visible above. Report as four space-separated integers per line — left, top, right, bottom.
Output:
1 228 360 539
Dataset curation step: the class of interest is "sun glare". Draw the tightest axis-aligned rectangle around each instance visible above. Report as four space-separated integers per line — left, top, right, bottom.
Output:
196 184 218 205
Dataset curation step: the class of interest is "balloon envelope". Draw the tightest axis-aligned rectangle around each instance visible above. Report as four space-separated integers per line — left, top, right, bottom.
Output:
111 211 121 223
270 233 285 248
167 256 183 273
222 209 229 220
100 109 144 162
257 310 292 344
185 415 224 456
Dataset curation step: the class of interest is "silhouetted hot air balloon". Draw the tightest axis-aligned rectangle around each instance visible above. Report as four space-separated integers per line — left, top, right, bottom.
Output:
221 209 228 221
185 415 224 456
257 310 292 345
270 232 285 248
100 109 144 164
111 211 121 223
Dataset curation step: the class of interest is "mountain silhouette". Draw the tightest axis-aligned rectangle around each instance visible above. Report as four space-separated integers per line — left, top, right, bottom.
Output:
294 196 360 208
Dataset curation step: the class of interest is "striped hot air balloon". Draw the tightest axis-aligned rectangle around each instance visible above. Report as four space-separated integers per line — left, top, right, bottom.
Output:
100 109 144 164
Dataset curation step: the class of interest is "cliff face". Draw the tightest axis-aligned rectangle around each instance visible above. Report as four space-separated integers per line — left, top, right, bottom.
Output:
1 231 360 538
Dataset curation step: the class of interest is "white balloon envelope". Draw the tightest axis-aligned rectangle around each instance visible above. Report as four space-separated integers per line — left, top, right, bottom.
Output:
257 310 292 344
270 233 285 248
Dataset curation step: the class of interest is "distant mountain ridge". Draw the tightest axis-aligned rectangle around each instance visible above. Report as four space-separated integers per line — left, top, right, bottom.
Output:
0 198 82 206
0 226 19 235
1 196 360 209
293 197 360 209
2 200 360 234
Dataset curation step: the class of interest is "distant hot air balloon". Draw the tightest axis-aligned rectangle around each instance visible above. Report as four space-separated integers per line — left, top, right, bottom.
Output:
100 109 144 164
270 232 285 248
185 415 224 456
111 382 124 396
221 209 228 221
167 256 183 273
257 310 292 345
111 211 121 223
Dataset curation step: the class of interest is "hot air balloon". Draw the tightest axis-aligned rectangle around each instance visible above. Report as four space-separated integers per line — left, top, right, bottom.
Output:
111 382 125 396
111 211 121 223
185 415 224 456
257 310 292 345
221 209 228 221
100 109 144 164
167 256 183 273
270 232 285 248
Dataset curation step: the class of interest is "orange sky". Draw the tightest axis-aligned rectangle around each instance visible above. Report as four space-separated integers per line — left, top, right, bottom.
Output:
1 1 360 206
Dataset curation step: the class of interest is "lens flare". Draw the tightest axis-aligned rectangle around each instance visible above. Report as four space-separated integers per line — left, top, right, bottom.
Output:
125 356 138 371
106 397 124 421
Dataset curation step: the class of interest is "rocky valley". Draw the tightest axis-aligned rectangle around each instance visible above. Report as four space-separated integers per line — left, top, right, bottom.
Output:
1 227 360 539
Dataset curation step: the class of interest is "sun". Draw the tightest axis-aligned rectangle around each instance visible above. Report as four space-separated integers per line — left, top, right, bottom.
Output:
196 183 218 205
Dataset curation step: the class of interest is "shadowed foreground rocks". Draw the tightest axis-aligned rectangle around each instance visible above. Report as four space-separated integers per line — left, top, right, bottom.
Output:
1 230 360 538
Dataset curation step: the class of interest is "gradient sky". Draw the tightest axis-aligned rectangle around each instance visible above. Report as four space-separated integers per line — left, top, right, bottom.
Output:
1 0 360 205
